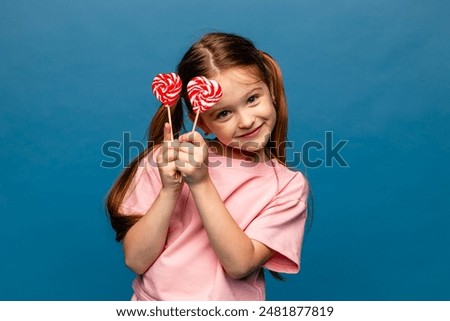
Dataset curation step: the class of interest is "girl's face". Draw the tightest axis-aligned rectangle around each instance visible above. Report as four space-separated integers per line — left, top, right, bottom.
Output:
199 67 276 160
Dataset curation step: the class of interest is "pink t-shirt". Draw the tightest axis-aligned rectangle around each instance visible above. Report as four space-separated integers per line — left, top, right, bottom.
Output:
120 147 308 301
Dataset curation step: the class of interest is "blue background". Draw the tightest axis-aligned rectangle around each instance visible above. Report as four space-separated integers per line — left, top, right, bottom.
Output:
1 0 449 300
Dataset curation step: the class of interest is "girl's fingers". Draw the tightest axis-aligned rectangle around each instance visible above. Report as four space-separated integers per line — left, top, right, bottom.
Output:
163 122 172 142
176 146 208 167
179 131 204 146
178 142 204 155
160 124 172 156
159 140 179 163
176 150 195 164
164 148 178 163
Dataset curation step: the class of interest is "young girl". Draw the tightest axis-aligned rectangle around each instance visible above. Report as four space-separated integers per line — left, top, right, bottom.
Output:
106 32 309 300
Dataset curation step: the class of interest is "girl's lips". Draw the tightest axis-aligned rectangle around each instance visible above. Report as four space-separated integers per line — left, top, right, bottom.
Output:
237 125 262 138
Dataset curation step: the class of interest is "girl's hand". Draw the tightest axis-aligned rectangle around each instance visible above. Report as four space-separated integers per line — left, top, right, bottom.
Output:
156 123 183 192
176 131 209 186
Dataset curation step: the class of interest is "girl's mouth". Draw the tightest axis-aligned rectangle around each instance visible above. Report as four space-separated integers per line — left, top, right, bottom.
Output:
237 125 262 139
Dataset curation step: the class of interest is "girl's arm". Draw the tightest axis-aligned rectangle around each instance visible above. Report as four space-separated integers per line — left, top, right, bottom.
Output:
122 124 183 275
190 178 274 279
177 132 273 279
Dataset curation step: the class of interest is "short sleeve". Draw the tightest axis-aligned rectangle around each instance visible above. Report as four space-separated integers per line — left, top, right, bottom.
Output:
244 171 308 273
118 148 162 216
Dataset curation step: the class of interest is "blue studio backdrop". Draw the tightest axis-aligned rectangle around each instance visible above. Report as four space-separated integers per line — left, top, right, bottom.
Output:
1 0 449 300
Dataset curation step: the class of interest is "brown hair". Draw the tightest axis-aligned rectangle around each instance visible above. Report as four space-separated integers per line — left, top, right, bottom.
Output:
106 32 292 279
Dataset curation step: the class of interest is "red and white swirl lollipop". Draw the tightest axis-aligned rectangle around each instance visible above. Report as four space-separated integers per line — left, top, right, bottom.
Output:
151 73 182 140
187 76 223 132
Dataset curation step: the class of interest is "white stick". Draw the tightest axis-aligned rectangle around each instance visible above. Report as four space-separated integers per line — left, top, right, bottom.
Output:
167 107 174 141
167 106 181 182
191 111 200 133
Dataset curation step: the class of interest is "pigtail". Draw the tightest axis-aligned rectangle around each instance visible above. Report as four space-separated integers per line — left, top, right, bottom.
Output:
106 99 185 242
105 149 150 241
148 99 184 145
148 104 169 145
259 51 289 164
261 52 315 251
260 51 305 281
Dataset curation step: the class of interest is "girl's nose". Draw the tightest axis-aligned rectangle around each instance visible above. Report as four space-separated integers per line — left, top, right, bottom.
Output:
237 111 255 129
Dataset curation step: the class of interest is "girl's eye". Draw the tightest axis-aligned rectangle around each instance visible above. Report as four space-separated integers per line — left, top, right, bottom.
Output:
217 110 231 119
247 95 259 104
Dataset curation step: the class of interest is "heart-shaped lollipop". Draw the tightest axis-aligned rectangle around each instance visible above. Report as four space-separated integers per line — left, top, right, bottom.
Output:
152 73 182 107
187 76 223 132
151 73 182 140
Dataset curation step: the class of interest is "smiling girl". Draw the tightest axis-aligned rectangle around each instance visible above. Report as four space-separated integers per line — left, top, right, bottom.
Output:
106 32 309 300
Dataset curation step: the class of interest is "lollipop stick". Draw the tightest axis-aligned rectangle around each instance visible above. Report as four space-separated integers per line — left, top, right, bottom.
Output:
191 111 200 133
168 109 180 182
167 107 174 141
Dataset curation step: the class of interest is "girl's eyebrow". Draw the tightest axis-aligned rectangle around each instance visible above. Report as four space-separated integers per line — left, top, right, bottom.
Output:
244 86 263 96
222 86 264 107
207 86 264 118
207 105 228 119
236 86 264 105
